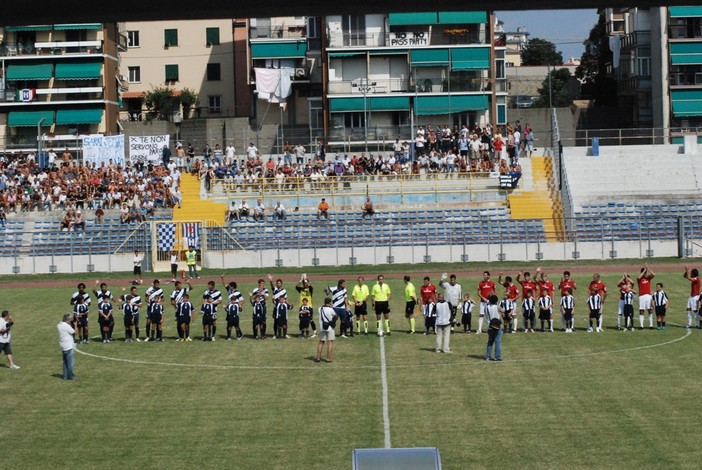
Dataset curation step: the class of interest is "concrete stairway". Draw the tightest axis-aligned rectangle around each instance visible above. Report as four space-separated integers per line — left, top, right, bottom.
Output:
172 173 227 225
508 156 564 241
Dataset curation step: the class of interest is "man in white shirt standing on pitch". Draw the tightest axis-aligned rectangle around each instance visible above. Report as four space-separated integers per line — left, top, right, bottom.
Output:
58 313 76 380
434 294 452 354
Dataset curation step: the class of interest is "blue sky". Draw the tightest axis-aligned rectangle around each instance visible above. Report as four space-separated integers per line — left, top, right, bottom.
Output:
495 9 598 61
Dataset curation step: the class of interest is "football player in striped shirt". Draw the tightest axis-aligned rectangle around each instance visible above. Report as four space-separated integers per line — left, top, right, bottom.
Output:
97 298 114 343
225 294 243 340
423 294 437 335
460 294 475 333
274 296 293 339
171 280 192 341
268 274 287 338
538 288 554 332
653 283 669 330
127 286 143 341
622 285 637 332
176 293 194 341
203 281 223 341
587 288 603 333
93 281 114 340
73 295 90 343
327 279 350 338
71 283 92 343
522 289 536 333
295 276 317 337
560 288 575 333
120 295 135 342
148 299 164 342
298 297 313 338
144 279 164 342
250 279 269 339
201 294 216 341
499 293 515 333
616 274 635 330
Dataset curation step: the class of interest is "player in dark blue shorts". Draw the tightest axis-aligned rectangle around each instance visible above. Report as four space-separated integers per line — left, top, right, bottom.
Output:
201 294 215 341
73 296 89 344
98 299 114 343
226 298 243 340
274 296 293 339
298 298 312 338
148 301 164 342
176 293 194 341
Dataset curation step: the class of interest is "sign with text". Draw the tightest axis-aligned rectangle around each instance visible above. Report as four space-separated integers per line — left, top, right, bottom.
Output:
129 135 169 164
388 32 429 47
83 135 125 167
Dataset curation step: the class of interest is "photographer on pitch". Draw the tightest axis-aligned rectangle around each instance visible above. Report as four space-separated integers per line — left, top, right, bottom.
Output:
58 313 76 380
315 298 337 363
0 310 20 369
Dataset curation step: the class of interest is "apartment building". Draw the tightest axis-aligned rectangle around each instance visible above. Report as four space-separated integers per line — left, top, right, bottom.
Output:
0 23 122 151
119 19 236 120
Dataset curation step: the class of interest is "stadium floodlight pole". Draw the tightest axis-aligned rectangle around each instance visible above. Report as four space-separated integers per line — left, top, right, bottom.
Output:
37 117 45 164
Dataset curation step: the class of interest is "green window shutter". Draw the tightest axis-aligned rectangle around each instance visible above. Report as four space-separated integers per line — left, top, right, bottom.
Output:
165 64 179 82
206 27 220 45
164 29 178 46
437 11 488 24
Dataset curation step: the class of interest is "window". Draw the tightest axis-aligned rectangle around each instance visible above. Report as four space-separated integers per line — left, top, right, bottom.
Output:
342 15 366 46
208 95 222 113
307 17 320 38
206 27 220 46
164 29 178 47
128 66 141 83
496 59 505 79
206 63 221 81
127 31 140 48
165 64 179 82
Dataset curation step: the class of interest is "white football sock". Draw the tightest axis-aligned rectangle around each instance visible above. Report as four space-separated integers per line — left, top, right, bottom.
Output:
639 314 644 328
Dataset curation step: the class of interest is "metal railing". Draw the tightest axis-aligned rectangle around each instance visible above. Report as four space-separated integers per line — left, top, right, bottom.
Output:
561 127 702 147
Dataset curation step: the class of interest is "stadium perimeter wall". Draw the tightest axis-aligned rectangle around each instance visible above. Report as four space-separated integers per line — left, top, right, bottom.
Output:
0 239 683 275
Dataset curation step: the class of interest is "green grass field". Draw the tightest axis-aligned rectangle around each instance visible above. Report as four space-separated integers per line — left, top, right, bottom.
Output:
2 263 702 469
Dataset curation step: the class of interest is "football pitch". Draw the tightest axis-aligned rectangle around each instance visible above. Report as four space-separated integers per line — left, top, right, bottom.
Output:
2 261 702 469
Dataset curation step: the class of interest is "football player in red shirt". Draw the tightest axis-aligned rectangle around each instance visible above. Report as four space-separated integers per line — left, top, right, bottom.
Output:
684 267 701 328
558 271 577 330
419 277 437 309
477 271 496 334
517 271 537 300
536 268 555 297
637 265 655 329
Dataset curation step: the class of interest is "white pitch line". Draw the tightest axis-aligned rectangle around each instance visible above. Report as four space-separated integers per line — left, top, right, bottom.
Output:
379 335 391 448
75 327 692 371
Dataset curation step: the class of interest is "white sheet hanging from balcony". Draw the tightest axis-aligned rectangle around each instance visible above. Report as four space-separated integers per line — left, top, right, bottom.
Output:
254 67 293 106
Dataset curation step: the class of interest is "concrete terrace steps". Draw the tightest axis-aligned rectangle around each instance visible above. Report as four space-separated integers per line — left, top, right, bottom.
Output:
172 173 227 224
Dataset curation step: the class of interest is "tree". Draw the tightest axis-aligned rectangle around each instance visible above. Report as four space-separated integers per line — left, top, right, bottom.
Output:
143 86 174 120
178 88 199 119
575 10 617 106
534 68 574 108
521 38 563 66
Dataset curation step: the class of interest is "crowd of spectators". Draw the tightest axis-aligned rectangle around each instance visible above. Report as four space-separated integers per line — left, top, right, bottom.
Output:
189 121 530 194
0 149 182 230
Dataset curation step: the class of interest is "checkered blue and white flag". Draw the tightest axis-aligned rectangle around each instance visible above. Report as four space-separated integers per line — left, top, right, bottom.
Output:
157 223 176 251
182 222 201 250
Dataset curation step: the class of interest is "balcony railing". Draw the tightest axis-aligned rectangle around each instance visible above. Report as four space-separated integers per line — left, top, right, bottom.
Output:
327 76 487 95
0 87 104 103
250 25 307 40
621 31 651 48
327 30 486 49
0 41 103 56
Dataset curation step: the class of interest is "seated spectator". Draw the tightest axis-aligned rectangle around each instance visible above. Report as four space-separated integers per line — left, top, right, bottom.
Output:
317 198 329 220
225 201 237 221
362 197 375 218
95 206 105 224
73 210 86 231
253 198 266 221
236 200 250 220
273 201 286 220
60 212 73 231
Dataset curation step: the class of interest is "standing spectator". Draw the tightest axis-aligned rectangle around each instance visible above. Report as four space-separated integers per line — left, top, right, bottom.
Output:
132 250 143 285
485 294 502 361
203 144 213 166
170 250 178 281
523 124 535 158
294 143 306 164
317 198 329 220
213 144 223 164
434 293 451 353
186 246 200 279
162 145 171 167
315 297 336 363
0 207 5 228
0 310 19 369
58 313 75 380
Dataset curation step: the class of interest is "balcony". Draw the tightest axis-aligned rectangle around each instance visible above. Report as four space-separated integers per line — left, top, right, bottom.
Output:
327 75 487 96
328 78 409 94
670 71 702 87
250 24 307 40
327 29 486 49
669 24 702 40
621 31 650 49
0 87 104 104
0 41 103 57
